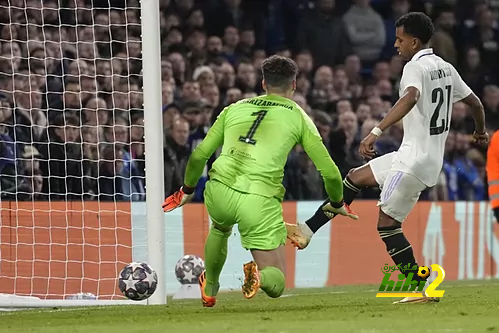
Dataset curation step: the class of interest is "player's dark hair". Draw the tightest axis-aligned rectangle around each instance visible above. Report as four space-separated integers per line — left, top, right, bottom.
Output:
261 55 298 91
395 12 435 45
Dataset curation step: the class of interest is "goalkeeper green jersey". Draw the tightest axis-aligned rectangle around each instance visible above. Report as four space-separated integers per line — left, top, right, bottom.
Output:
183 94 343 202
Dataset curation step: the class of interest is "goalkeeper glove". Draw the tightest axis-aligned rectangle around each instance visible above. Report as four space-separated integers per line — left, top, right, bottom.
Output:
162 186 195 212
322 200 358 220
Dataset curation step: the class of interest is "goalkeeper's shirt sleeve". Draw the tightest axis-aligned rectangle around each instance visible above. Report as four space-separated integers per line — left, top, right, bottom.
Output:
300 114 343 202
183 108 227 188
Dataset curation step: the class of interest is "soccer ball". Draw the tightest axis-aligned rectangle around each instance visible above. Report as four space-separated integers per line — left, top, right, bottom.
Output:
175 255 205 284
118 262 158 301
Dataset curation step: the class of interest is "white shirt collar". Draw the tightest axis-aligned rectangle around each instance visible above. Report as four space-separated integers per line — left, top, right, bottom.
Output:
411 48 434 61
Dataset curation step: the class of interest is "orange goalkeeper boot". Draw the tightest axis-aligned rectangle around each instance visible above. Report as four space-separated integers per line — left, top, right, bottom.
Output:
242 261 261 299
285 222 312 250
198 270 216 307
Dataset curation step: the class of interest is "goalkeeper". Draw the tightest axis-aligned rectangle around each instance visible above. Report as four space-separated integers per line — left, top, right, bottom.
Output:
163 55 357 308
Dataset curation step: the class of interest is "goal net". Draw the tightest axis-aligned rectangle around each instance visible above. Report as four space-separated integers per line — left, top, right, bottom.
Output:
0 0 158 306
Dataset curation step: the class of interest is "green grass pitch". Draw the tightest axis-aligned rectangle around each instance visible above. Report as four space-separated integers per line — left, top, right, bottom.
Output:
2 280 499 333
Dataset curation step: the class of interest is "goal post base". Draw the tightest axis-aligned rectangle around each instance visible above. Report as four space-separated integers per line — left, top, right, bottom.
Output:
172 284 201 300
0 294 147 310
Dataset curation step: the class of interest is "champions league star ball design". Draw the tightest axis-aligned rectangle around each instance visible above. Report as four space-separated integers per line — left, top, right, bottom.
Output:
175 255 205 284
119 262 158 301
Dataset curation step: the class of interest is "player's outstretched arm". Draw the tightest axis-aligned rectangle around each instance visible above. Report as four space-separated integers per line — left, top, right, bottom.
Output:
300 117 358 220
359 86 420 159
461 92 488 143
450 65 488 144
375 61 422 134
377 86 419 132
183 111 225 189
162 109 227 212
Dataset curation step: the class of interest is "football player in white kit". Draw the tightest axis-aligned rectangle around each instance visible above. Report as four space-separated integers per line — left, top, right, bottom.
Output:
286 12 488 303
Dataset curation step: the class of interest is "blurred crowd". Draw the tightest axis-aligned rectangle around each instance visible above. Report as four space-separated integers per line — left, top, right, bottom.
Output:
0 0 498 202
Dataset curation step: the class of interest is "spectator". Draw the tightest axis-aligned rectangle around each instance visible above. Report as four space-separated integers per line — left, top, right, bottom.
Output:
38 113 85 200
15 145 44 200
235 61 257 93
163 103 180 135
451 101 474 134
162 81 175 106
164 116 190 197
331 67 352 100
343 0 386 65
200 83 220 109
296 72 312 97
221 26 240 65
0 96 17 197
212 60 235 97
314 110 333 148
381 0 410 60
336 99 353 114
310 65 333 108
97 146 126 201
297 0 351 68
460 47 496 100
287 150 325 200
483 85 499 130
454 132 486 200
186 9 205 31
344 54 362 86
224 87 242 105
355 102 372 126
293 93 312 115
294 51 314 78
181 80 201 102
168 52 188 86
81 126 99 198
130 112 145 178
443 131 459 200
193 66 216 86
337 110 364 170
432 5 458 66
206 36 224 64
205 0 263 46
463 8 499 74
237 28 256 59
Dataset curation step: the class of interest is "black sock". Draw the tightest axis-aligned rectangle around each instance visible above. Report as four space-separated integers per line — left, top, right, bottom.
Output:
378 226 426 284
305 177 362 233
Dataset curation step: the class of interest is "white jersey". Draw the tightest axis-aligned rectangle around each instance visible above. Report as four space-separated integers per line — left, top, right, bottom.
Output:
392 48 472 187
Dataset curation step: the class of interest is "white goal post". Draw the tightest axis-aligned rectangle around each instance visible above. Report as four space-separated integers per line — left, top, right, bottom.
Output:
0 0 165 307
141 0 166 306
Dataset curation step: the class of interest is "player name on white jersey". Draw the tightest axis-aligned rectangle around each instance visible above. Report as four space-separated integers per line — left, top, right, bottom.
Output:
429 67 452 81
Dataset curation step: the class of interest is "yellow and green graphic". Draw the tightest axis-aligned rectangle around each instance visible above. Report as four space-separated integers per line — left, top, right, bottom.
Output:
376 263 445 298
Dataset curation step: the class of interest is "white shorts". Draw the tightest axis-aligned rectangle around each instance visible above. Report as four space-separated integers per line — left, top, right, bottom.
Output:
367 153 427 223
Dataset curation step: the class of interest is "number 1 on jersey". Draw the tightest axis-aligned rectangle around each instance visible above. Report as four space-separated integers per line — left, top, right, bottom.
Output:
430 85 452 136
239 110 267 145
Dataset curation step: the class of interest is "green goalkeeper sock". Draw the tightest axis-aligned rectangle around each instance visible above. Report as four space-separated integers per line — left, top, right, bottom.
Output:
203 226 230 297
259 266 285 298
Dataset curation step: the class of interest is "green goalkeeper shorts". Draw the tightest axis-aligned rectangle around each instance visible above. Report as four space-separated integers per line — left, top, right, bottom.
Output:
204 179 287 251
